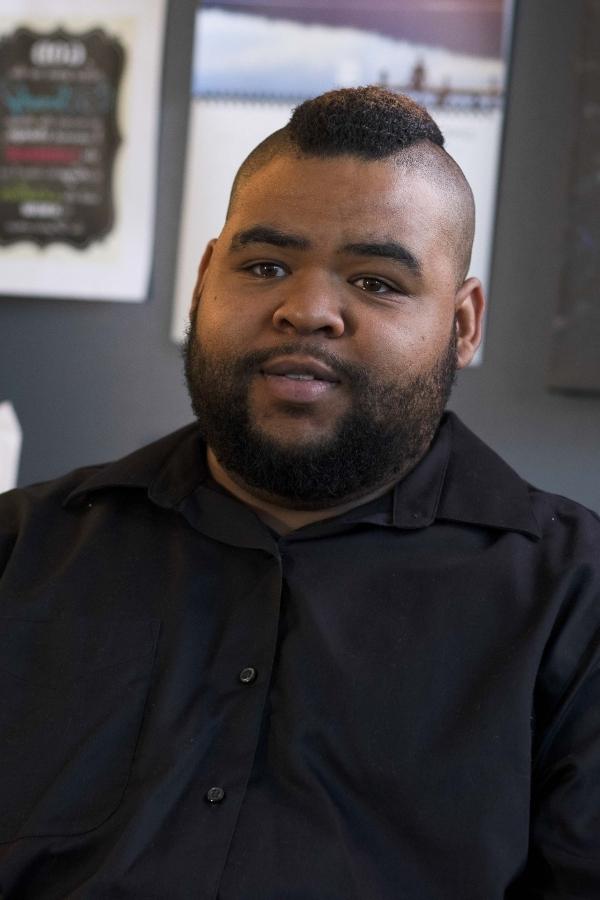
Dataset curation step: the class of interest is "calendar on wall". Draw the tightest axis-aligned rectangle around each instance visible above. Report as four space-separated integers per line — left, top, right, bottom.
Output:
171 0 515 351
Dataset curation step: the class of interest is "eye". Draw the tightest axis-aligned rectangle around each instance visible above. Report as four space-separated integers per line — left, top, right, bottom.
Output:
352 276 397 294
247 262 287 278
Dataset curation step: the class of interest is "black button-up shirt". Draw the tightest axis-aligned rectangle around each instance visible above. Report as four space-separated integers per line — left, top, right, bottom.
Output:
1 412 600 899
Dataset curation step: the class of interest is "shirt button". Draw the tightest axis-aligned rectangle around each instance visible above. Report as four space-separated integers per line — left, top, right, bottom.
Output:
239 666 257 684
206 786 225 804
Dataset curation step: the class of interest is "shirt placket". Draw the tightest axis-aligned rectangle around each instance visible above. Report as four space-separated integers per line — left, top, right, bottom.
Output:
190 552 284 899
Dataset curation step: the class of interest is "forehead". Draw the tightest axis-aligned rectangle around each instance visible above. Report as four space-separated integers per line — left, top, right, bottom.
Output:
227 154 450 247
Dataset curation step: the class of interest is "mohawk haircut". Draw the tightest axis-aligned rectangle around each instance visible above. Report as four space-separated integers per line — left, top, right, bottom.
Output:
226 86 475 284
288 85 445 157
228 87 445 211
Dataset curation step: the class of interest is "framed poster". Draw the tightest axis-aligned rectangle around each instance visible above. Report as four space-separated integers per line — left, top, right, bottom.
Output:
171 0 515 344
0 0 166 302
547 0 600 393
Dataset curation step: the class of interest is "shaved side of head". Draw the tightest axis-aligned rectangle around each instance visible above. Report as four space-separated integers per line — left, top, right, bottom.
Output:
392 143 475 286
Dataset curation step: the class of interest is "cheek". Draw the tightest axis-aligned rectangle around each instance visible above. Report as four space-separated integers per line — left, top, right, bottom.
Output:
195 290 243 350
197 276 271 342
361 316 449 379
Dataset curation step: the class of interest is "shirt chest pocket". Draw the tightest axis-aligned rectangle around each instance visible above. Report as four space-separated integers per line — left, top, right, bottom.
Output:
0 616 159 844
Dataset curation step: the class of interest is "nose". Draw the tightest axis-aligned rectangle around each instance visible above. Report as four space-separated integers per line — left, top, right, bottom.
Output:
271 272 345 338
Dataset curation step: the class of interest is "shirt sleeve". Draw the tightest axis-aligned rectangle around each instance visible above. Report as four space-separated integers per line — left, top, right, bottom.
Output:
525 664 600 896
522 505 600 898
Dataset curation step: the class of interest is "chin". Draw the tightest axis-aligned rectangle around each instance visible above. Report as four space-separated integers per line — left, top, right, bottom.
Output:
254 418 336 448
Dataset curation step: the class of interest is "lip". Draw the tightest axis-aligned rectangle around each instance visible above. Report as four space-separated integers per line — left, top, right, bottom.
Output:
259 355 340 382
257 355 341 404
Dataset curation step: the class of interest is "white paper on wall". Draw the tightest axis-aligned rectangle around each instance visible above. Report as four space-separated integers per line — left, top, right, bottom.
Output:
0 401 23 493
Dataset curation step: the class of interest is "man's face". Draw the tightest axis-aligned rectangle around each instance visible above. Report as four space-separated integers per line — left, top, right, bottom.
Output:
185 154 482 507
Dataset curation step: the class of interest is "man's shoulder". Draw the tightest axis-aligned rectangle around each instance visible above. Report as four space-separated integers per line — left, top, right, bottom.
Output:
0 422 201 528
527 481 600 552
443 413 600 547
0 463 100 537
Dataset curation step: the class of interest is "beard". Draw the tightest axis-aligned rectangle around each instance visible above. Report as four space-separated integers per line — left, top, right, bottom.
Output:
183 322 457 510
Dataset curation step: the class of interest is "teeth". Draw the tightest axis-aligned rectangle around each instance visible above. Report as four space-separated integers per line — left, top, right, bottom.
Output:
284 374 315 380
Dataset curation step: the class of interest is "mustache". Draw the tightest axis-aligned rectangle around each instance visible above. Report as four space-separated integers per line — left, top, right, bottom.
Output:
232 342 370 385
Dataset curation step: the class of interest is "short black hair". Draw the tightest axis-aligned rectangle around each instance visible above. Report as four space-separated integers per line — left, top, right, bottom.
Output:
288 85 444 157
228 87 445 207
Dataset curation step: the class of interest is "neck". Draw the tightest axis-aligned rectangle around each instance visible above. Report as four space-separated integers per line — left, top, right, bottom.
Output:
206 447 398 535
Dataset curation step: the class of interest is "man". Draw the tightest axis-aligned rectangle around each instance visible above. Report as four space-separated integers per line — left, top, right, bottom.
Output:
0 87 599 898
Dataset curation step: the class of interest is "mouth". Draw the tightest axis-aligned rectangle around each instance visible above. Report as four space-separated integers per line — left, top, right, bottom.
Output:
258 355 341 403
259 356 340 383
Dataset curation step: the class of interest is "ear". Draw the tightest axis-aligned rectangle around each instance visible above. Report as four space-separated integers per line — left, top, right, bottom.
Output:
190 239 217 319
454 277 485 369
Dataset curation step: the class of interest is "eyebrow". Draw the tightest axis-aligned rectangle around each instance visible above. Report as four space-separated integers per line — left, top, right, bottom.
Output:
341 241 422 276
228 226 421 277
229 225 310 252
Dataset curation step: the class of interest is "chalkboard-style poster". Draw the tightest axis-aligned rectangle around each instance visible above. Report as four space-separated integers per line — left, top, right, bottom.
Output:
0 0 166 302
0 28 124 248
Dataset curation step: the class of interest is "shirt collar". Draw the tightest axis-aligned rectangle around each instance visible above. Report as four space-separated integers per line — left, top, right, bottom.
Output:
62 424 205 508
63 413 541 540
389 413 540 538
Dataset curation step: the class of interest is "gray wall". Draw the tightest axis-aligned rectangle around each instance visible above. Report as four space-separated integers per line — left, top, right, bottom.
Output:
1 0 599 513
